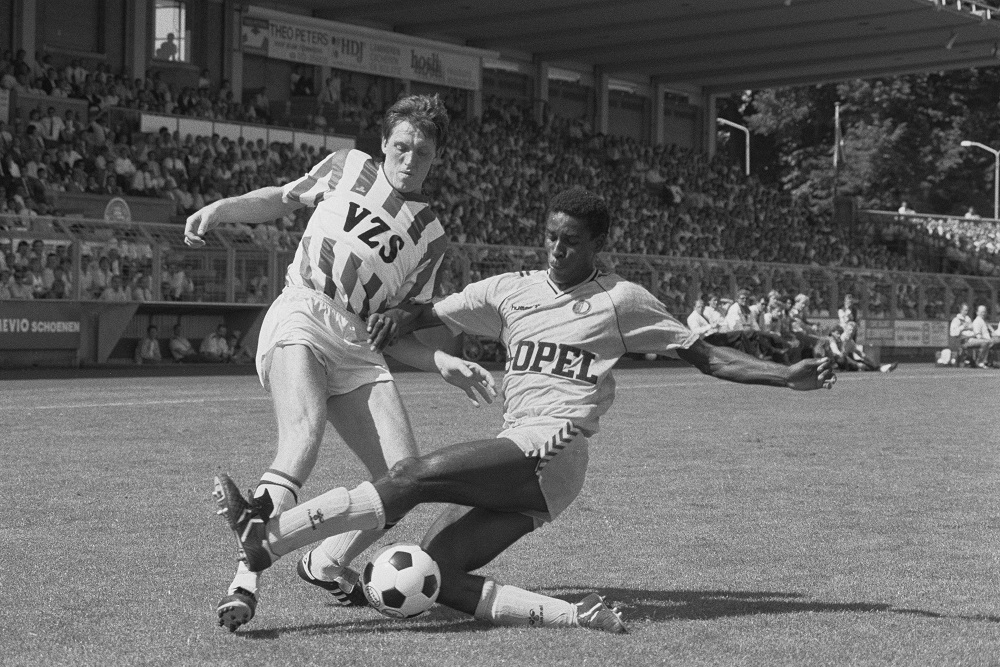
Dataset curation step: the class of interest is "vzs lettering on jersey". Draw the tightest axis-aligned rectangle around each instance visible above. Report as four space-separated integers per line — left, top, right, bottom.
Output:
344 201 405 263
508 340 600 384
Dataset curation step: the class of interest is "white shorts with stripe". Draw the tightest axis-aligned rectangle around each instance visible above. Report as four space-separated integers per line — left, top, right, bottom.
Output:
498 416 590 524
256 286 393 396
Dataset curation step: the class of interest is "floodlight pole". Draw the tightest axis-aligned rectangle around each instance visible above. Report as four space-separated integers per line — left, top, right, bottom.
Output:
960 140 1000 220
717 118 750 176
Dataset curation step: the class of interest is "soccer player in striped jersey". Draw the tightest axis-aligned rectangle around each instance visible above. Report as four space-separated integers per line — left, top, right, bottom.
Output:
185 94 494 631
212 187 836 633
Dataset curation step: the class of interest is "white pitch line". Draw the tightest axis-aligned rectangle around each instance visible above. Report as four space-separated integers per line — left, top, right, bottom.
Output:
11 370 994 410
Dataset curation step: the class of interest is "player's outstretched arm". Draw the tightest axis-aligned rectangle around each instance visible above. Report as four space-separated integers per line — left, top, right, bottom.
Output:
184 186 302 247
676 338 836 391
367 303 443 351
384 335 496 407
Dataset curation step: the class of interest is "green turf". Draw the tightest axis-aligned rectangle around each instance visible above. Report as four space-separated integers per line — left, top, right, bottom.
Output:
2 365 999 666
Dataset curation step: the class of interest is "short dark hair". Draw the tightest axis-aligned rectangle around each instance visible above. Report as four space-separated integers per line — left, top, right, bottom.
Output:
381 94 450 149
547 187 611 239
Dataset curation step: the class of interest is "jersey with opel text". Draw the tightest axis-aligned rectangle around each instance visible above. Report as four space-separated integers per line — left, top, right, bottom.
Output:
434 269 698 435
282 148 446 319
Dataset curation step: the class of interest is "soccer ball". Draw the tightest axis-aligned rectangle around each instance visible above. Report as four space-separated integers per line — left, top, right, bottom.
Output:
362 543 441 619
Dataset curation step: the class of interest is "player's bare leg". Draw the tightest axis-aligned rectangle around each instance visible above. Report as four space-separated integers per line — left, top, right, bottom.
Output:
218 344 328 631
298 381 419 605
421 504 627 633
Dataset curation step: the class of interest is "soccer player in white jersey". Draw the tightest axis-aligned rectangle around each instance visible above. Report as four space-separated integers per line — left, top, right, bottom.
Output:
185 94 494 631
212 187 836 633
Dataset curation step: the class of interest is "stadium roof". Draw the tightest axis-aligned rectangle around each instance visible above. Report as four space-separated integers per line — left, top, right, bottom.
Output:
284 0 1000 92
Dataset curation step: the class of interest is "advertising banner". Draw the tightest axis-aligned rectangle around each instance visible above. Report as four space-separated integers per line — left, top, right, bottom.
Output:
0 301 82 350
892 320 948 348
243 7 484 91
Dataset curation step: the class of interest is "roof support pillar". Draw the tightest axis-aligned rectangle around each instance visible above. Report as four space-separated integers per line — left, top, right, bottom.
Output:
703 91 717 157
594 66 609 135
533 59 550 126
653 82 667 145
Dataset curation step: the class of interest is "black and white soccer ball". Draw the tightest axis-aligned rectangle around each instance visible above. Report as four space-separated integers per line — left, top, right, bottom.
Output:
362 543 441 619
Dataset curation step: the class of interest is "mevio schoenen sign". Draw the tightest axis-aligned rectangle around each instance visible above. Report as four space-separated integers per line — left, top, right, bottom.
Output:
0 302 82 349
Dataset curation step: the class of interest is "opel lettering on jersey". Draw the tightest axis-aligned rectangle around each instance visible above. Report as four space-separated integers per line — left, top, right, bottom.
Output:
508 340 599 384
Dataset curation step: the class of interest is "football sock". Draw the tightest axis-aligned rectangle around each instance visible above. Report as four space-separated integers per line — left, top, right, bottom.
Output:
309 528 391 580
227 469 301 596
257 469 302 512
268 481 385 557
473 579 578 629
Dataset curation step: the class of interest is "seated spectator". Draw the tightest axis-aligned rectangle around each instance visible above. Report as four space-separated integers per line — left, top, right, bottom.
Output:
131 272 154 302
199 323 232 362
134 324 163 364
99 274 129 301
825 323 897 373
702 294 726 331
227 333 253 364
970 305 998 368
169 324 202 362
949 303 987 367
0 267 13 299
725 289 759 332
165 262 194 300
686 297 720 338
9 269 35 299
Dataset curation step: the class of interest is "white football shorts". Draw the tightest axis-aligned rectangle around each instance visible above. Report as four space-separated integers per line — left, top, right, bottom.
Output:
498 416 590 525
256 286 393 396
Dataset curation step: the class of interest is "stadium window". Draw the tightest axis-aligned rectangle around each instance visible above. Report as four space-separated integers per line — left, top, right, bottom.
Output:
153 1 189 62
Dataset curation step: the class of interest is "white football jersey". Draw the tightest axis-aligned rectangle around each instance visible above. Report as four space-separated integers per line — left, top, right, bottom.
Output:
434 269 698 434
282 148 446 319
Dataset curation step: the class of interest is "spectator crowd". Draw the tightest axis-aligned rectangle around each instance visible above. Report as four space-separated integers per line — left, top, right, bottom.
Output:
1 52 999 321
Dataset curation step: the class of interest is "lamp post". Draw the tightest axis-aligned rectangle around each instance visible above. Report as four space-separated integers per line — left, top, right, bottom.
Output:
717 118 750 176
960 140 999 220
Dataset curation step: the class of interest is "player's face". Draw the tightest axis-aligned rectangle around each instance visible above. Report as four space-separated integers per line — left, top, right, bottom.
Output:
381 121 438 193
545 211 605 290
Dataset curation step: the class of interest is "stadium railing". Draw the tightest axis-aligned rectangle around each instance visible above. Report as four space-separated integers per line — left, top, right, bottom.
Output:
2 217 998 365
859 209 1000 278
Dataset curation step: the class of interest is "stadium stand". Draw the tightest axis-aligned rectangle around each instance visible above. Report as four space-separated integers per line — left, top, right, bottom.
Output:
3 8 1000 367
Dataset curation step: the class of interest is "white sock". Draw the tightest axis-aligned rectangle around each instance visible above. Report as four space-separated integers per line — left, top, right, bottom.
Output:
256 469 302 514
268 481 385 557
227 469 301 596
473 580 577 629
307 529 391 580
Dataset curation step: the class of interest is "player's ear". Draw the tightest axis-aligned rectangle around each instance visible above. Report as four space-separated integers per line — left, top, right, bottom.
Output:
593 233 607 252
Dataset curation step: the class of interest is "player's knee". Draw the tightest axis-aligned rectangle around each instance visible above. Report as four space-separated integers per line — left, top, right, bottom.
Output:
384 456 428 495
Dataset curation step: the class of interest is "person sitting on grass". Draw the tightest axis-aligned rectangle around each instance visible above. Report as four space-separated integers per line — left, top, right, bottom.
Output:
824 323 896 373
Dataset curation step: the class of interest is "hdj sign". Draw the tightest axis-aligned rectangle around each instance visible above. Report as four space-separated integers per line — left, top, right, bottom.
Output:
411 50 443 80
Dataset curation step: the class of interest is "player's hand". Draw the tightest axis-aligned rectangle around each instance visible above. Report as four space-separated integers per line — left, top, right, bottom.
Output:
184 201 222 247
367 310 404 351
787 356 836 391
435 352 496 407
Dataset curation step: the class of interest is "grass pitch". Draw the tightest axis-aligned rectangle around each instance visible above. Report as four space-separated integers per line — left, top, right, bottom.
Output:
2 363 999 666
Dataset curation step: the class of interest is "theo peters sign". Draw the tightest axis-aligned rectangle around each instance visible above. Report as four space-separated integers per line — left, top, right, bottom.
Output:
0 302 82 350
242 6 487 91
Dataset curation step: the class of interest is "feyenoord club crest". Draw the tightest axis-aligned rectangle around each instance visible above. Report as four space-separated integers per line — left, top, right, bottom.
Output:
572 300 591 315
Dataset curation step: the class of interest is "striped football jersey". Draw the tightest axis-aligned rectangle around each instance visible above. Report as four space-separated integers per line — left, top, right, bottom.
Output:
282 148 447 320
434 268 698 435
